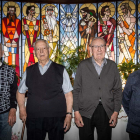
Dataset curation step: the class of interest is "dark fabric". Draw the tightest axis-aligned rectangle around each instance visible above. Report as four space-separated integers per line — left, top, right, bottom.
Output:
0 63 17 114
122 70 140 135
73 57 122 119
79 104 112 140
26 62 66 118
26 116 65 140
129 132 140 140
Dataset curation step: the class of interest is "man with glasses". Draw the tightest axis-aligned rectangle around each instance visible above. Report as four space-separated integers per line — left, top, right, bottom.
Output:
73 37 122 140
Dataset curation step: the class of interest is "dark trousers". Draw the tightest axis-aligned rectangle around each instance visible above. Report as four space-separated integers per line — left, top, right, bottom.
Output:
129 132 140 140
79 104 112 140
26 116 65 140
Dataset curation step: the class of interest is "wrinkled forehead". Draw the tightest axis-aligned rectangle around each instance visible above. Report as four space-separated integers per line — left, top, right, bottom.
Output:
35 40 48 49
91 38 106 46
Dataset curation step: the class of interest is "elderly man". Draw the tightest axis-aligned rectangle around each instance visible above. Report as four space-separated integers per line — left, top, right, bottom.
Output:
0 43 17 140
73 37 122 140
17 39 73 140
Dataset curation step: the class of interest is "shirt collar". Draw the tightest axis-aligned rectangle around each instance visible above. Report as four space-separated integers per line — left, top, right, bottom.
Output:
92 57 107 67
38 59 52 68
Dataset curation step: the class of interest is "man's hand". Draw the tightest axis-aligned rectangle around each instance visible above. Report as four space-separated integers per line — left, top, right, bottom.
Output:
74 111 84 127
109 112 118 127
63 114 72 132
24 24 29 31
19 107 27 123
8 108 16 127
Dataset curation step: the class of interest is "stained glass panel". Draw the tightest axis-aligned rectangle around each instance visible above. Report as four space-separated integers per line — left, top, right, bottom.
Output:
60 4 78 54
98 2 116 62
41 3 59 61
2 1 21 78
138 0 140 62
117 0 136 64
79 3 97 58
22 2 40 74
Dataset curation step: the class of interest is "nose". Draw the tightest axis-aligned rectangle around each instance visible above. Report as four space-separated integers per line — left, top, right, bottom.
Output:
97 46 102 51
40 48 44 53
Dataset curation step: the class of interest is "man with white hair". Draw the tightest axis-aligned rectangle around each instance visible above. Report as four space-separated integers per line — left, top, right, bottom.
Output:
42 5 59 60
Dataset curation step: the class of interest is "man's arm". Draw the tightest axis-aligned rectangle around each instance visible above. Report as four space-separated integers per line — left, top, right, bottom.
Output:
16 71 28 122
64 91 73 132
109 64 122 127
16 90 27 122
9 71 17 127
62 68 73 132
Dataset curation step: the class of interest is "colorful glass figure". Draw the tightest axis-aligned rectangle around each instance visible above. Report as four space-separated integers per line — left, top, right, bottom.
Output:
117 1 136 63
2 2 21 77
22 3 40 72
41 4 59 60
79 3 97 57
98 2 116 61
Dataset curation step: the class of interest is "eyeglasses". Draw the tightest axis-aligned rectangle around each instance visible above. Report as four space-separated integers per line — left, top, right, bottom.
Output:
91 45 105 49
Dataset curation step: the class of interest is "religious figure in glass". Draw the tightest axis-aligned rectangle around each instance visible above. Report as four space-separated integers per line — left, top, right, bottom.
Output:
79 4 97 57
2 2 21 77
22 3 40 72
41 4 59 60
117 2 136 63
98 3 116 61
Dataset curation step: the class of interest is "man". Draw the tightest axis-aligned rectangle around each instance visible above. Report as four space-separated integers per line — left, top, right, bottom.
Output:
117 3 136 63
98 5 116 61
17 39 73 140
122 71 140 140
79 7 97 57
41 5 59 60
22 5 40 72
0 43 17 140
73 37 122 140
2 5 21 78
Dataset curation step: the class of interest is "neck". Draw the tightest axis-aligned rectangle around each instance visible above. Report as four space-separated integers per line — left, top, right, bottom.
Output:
94 58 104 66
104 15 109 20
27 14 33 20
39 59 49 67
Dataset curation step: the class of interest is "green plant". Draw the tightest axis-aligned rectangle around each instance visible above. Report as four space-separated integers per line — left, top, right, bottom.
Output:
53 45 88 85
117 60 140 81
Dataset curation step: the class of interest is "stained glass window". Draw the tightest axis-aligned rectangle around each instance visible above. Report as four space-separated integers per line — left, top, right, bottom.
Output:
79 3 97 58
60 4 78 55
0 1 140 77
22 2 40 74
0 1 1 44
2 1 21 77
98 2 116 62
117 0 136 64
41 3 59 61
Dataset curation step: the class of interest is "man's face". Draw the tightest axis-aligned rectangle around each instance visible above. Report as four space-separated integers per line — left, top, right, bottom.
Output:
29 7 35 16
8 7 15 16
81 10 87 19
34 41 50 62
46 9 54 17
121 5 127 15
104 7 111 16
90 39 106 62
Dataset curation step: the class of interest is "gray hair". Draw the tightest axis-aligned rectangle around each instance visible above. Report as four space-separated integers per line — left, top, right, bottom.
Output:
33 39 50 50
90 37 106 47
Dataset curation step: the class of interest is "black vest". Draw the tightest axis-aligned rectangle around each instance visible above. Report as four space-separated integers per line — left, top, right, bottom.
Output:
26 62 66 118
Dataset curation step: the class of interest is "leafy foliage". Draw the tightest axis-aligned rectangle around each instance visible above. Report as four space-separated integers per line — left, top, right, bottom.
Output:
117 60 140 81
53 45 88 85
